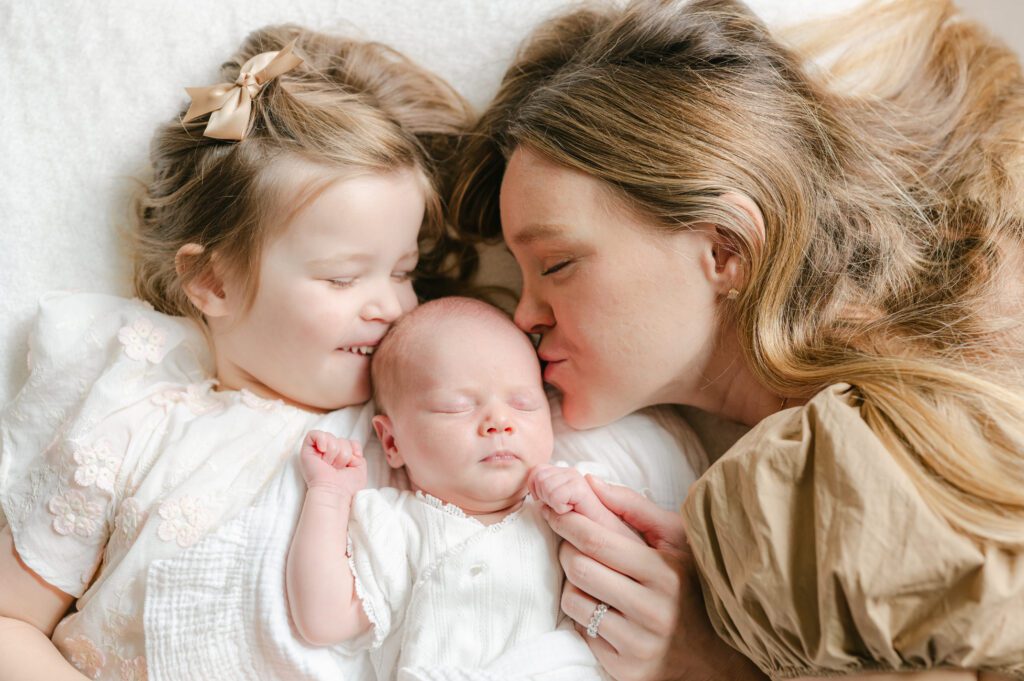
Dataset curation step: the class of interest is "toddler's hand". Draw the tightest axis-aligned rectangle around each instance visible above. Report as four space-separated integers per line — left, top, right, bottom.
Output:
299 430 367 497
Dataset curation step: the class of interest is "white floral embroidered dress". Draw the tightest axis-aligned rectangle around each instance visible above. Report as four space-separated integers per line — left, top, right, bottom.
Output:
0 292 373 680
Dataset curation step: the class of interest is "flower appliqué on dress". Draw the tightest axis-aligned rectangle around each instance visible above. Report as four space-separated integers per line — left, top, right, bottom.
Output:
157 496 210 548
115 496 144 542
72 439 121 493
48 490 105 537
63 634 106 679
118 317 167 363
119 655 147 681
151 381 223 415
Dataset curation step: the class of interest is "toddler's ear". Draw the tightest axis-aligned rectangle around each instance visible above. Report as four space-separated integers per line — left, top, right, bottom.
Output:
372 415 404 469
176 243 229 318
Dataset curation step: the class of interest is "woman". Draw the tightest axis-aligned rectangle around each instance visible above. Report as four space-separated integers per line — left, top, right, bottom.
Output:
451 0 1024 679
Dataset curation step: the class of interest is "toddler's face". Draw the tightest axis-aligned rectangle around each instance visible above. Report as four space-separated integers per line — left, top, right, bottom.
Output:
376 317 553 515
213 168 422 411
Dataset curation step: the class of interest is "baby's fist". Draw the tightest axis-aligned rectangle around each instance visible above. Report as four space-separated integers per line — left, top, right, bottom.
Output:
299 430 367 495
529 464 595 515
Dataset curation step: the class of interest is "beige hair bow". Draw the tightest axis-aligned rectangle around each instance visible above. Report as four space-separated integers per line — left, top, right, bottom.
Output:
183 40 303 141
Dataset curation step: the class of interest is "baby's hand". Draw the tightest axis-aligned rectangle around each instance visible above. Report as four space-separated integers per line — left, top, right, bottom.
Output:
529 464 640 542
528 464 604 517
299 430 367 497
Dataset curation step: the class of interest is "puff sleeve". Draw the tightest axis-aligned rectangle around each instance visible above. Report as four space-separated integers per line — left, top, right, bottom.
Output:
681 384 1024 680
344 487 412 652
0 292 210 597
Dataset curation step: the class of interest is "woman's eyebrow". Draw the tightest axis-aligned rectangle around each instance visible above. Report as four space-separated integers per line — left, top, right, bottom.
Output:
510 223 567 246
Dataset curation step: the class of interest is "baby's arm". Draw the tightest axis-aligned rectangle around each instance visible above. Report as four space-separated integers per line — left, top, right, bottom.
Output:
529 464 638 541
286 431 371 646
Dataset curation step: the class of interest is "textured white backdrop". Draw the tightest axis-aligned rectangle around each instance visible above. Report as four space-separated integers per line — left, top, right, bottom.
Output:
1 0 1020 404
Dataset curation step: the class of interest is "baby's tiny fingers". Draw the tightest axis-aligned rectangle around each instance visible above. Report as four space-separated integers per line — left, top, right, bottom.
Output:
321 439 341 466
333 439 356 468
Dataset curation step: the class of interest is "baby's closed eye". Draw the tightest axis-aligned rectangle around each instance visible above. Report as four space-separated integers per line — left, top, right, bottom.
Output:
508 394 543 411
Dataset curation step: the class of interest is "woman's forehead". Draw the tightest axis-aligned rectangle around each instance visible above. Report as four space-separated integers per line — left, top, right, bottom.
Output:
501 150 616 240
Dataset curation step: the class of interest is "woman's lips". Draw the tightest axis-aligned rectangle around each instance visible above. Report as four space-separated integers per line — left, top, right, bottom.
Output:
542 359 565 384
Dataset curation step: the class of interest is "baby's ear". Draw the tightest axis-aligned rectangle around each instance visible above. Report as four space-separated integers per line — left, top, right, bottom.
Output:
176 243 229 318
372 415 404 469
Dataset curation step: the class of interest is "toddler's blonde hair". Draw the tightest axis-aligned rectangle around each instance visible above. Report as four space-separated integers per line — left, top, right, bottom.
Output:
133 24 473 322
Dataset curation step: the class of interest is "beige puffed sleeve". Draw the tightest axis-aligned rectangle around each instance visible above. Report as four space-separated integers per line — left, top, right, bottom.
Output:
681 384 1024 680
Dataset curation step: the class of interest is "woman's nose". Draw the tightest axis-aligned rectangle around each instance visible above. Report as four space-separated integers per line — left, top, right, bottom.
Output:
512 284 553 335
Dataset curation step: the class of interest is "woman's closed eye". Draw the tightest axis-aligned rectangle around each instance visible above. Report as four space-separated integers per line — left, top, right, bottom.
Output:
540 259 575 277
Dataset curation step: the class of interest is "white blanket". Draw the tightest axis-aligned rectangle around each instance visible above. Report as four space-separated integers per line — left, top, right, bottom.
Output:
143 402 703 680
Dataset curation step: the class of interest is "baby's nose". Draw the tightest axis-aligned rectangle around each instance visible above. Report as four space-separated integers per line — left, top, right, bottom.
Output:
479 416 514 436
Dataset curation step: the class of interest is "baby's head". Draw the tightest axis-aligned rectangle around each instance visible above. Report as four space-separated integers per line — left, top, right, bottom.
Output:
371 297 554 515
130 25 471 412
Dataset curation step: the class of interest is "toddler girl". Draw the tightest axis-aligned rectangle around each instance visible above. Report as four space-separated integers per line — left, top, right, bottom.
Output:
287 297 622 679
0 26 470 681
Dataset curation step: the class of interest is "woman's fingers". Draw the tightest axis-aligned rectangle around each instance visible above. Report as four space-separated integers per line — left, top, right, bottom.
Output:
587 476 686 550
559 541 679 636
561 582 666 656
542 505 675 585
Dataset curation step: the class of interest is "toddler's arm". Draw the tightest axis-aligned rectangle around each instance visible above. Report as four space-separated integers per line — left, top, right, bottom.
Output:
529 464 639 541
0 526 89 680
286 431 371 646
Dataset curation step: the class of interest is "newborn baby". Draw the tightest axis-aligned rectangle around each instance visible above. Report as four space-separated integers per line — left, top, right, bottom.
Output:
285 297 615 680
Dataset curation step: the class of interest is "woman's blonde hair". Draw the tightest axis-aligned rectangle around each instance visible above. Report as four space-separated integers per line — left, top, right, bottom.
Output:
132 24 474 321
451 0 1024 544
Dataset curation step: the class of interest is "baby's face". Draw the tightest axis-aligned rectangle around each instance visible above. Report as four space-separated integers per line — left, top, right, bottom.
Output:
376 316 553 515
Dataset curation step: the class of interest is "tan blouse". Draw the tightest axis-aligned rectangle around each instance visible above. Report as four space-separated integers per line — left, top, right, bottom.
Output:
681 384 1024 680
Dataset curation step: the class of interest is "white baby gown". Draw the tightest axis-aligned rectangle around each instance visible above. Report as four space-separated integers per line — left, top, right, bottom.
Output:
345 489 564 680
0 292 384 681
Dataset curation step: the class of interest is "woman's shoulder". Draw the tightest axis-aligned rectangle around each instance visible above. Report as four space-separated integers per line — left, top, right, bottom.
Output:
682 383 1024 678
715 382 867 465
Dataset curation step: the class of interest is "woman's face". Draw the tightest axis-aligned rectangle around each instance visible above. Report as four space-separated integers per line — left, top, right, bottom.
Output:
500 147 722 428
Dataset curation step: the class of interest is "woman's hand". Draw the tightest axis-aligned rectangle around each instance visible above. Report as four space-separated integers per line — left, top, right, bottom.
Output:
542 476 766 681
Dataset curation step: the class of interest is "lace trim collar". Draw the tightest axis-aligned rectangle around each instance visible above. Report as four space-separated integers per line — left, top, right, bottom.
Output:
414 491 526 529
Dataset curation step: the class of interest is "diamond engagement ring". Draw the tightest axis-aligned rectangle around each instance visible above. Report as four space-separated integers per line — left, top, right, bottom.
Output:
586 602 609 639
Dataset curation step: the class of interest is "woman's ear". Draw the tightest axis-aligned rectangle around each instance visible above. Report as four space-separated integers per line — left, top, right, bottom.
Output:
372 414 404 469
698 192 765 297
176 243 229 318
